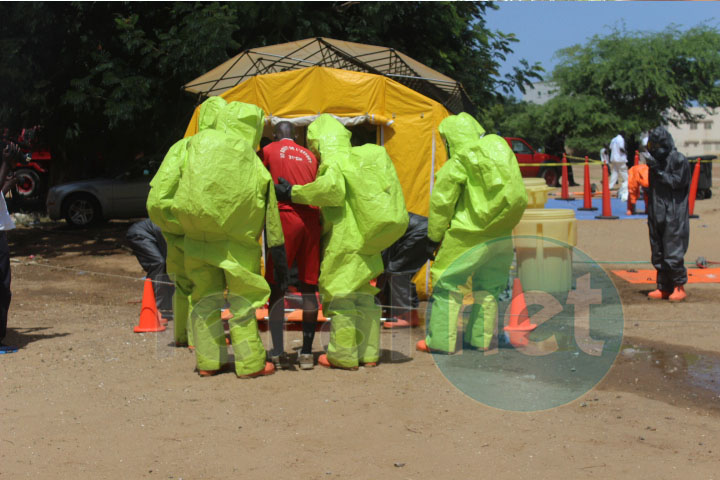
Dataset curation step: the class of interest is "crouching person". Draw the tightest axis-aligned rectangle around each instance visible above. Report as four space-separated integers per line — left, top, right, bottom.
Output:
126 218 174 321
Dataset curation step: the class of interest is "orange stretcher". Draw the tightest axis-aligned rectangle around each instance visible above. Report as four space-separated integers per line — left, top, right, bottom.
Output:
612 268 720 284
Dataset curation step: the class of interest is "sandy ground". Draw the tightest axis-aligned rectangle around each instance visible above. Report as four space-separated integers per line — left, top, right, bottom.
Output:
2 172 720 479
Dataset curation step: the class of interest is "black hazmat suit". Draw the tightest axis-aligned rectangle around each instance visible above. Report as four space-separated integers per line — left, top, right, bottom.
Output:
646 126 691 291
126 218 174 318
377 213 429 317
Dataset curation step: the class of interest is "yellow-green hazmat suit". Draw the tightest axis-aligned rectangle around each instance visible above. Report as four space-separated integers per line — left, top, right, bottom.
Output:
292 115 408 368
171 101 284 375
147 96 227 347
427 113 527 353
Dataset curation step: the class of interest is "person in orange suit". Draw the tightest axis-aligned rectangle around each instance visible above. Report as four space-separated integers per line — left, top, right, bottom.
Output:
626 163 649 215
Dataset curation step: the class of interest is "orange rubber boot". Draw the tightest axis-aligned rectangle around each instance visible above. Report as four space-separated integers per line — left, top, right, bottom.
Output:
318 354 358 371
647 289 671 300
383 310 420 329
669 286 686 302
237 362 275 379
416 339 431 353
318 354 332 368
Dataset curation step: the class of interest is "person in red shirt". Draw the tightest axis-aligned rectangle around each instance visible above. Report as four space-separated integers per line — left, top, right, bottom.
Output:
262 121 321 370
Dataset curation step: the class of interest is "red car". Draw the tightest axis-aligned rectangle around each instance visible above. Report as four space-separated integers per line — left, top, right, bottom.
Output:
503 137 569 187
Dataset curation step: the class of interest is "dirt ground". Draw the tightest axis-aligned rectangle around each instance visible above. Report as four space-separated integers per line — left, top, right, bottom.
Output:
2 174 720 479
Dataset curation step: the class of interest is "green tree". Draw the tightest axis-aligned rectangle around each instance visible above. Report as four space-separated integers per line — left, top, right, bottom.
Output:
1 2 244 179
1 1 541 182
549 24 720 155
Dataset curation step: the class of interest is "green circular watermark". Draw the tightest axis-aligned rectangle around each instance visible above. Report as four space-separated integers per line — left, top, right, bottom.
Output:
425 235 623 412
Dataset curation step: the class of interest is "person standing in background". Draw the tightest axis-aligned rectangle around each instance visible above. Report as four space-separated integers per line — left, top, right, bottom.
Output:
609 132 629 201
644 126 691 302
0 142 19 354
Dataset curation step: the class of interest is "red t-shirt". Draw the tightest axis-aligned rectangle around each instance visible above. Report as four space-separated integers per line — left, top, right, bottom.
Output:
262 138 319 212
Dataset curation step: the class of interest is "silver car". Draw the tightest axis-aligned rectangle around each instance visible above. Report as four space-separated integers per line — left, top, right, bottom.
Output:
46 170 152 227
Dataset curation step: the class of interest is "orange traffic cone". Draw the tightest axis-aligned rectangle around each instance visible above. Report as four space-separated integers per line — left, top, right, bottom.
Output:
504 278 537 332
688 158 701 219
503 278 536 348
595 163 618 219
577 155 597 211
134 278 166 333
558 153 574 201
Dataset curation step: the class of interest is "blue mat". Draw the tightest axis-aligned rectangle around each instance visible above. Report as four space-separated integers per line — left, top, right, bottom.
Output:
545 197 647 220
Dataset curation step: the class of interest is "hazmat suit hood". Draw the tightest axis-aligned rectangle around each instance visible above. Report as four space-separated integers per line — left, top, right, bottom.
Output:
306 114 352 162
428 112 526 242
298 114 355 243
147 96 228 237
172 100 282 247
648 126 675 164
198 96 227 132
218 101 265 149
438 112 485 157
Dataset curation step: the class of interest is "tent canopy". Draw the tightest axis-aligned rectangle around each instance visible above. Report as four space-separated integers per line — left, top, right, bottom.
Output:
184 66 452 218
184 37 474 115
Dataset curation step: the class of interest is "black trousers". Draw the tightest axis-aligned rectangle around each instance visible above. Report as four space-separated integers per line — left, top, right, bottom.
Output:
647 195 689 290
0 232 11 342
127 232 174 318
376 272 418 318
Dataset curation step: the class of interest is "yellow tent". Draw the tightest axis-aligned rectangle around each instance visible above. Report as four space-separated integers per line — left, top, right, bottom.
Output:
184 65 452 218
183 37 473 114
183 65 458 296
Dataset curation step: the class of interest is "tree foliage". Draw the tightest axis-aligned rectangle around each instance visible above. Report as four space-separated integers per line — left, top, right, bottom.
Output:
490 24 720 157
0 1 541 181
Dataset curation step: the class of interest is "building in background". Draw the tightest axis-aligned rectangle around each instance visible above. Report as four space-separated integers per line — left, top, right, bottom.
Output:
666 107 720 158
522 81 558 105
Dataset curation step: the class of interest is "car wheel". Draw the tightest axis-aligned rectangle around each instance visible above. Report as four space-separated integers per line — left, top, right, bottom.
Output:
539 167 559 187
13 168 44 198
62 193 102 227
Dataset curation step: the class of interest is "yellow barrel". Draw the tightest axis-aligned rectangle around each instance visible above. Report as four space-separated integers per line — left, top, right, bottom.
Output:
512 209 577 293
522 178 546 187
522 178 550 208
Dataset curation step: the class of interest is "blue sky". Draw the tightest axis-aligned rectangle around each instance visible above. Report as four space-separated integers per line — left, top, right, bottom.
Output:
486 1 719 97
